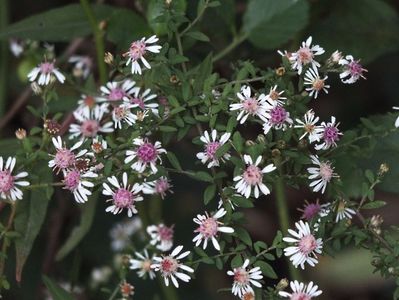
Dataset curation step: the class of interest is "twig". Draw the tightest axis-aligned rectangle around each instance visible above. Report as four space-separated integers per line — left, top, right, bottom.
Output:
180 0 210 36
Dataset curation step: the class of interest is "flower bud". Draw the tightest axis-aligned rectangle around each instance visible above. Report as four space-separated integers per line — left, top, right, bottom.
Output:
242 292 255 300
15 128 27 140
257 134 266 144
276 278 289 290
44 119 61 135
298 138 308 149
370 215 383 228
276 140 286 149
271 148 281 158
276 67 285 76
329 50 343 64
245 140 255 147
170 74 180 84
378 163 389 176
120 280 135 298
98 20 107 31
104 52 114 65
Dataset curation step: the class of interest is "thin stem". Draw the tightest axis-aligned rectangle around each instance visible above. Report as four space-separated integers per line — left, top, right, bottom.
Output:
158 276 179 300
80 0 107 84
107 280 121 300
0 0 9 119
274 161 301 281
0 202 17 276
180 0 210 36
23 182 64 190
175 33 187 72
214 76 267 89
213 33 247 63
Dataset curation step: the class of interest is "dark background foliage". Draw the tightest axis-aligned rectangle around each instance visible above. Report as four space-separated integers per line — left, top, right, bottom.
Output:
0 0 399 299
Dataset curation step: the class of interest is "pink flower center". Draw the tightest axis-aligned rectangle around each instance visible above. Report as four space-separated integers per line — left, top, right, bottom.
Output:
0 170 14 193
270 106 288 125
302 203 321 220
108 88 125 101
54 149 75 169
297 48 314 65
137 143 157 162
128 41 146 60
80 120 100 137
242 98 259 114
243 165 263 186
319 162 333 181
298 234 317 255
113 188 134 208
84 96 96 108
205 141 220 159
233 268 249 285
64 170 81 191
323 126 340 144
348 60 365 77
196 217 218 238
142 259 152 272
158 225 174 242
113 106 127 120
290 293 311 300
269 90 280 101
131 98 145 109
39 62 54 74
160 256 178 275
312 78 325 91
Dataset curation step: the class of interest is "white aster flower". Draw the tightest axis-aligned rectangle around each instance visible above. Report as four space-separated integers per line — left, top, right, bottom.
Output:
123 35 162 75
125 138 166 174
338 55 368 84
102 172 143 217
151 245 194 288
307 155 338 194
147 223 174 252
227 259 263 298
314 116 342 150
48 136 88 174
99 80 137 102
68 55 92 79
130 250 156 279
262 105 293 134
294 110 322 143
283 220 323 269
230 85 269 124
124 87 159 116
289 36 324 74
27 59 65 85
76 94 101 113
9 39 24 57
112 103 137 129
69 104 113 140
142 176 173 199
279 280 322 299
0 157 29 201
62 169 97 203
265 85 287 106
196 130 231 168
304 67 330 99
234 155 276 198
193 208 234 251
109 218 142 251
335 200 356 223
91 136 108 154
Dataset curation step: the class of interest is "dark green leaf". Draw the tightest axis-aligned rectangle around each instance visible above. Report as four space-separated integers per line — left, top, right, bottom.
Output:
166 152 182 170
204 184 217 205
42 275 74 300
362 200 386 210
254 261 278 279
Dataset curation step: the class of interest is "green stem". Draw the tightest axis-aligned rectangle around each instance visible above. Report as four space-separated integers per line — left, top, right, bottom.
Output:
0 0 9 118
180 0 210 36
213 33 247 62
108 280 121 300
175 33 187 72
158 276 179 300
0 202 17 277
79 0 107 84
274 163 301 281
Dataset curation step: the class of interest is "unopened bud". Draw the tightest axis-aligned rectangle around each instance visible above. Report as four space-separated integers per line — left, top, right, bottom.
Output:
170 74 179 84
329 50 343 64
98 20 107 31
371 258 382 267
276 140 286 149
298 138 308 149
121 254 132 268
15 128 27 140
271 149 281 158
245 140 255 147
276 278 289 290
257 134 266 144
388 267 396 275
378 163 389 176
370 215 383 228
165 0 172 5
30 82 42 95
104 52 114 65
276 67 285 76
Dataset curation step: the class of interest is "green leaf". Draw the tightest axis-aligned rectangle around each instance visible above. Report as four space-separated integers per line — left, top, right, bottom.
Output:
192 171 214 183
203 184 217 205
235 227 252 246
185 31 210 42
159 125 178 132
106 8 149 49
166 152 182 171
242 0 309 49
42 275 74 300
362 200 386 210
313 0 399 63
193 54 213 95
147 0 186 36
14 163 53 282
55 193 98 261
254 261 277 279
0 139 19 156
0 4 110 41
